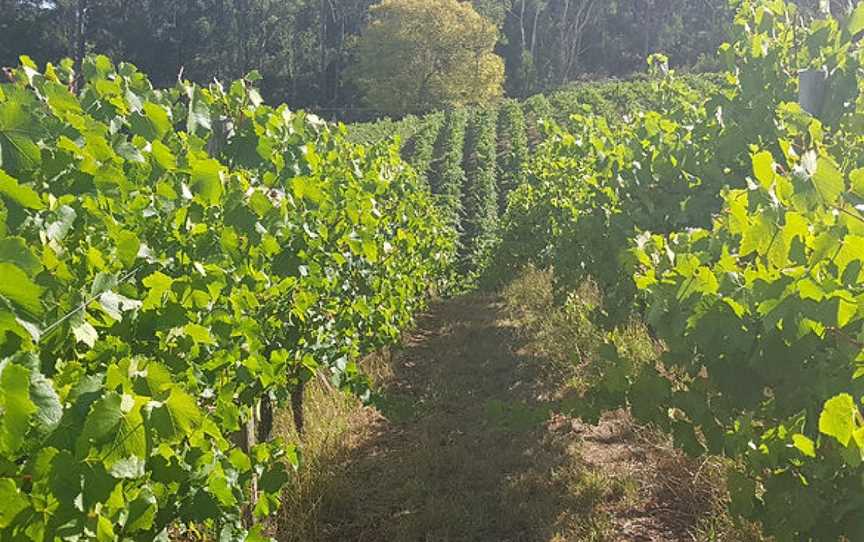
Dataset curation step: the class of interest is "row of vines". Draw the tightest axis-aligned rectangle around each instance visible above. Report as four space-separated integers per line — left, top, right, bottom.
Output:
495 0 864 539
0 57 455 540
352 70 718 285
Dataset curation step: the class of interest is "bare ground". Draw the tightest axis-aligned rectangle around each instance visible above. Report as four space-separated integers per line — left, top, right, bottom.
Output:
276 292 748 542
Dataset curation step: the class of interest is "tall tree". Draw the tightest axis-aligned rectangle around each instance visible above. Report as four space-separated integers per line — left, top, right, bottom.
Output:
350 0 505 116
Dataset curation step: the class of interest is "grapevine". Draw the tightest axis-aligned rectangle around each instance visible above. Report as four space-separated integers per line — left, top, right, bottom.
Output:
0 55 454 541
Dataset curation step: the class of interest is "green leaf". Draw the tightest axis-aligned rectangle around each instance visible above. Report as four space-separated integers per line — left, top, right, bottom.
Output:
188 157 224 207
0 170 43 210
79 392 125 446
292 177 324 204
79 392 147 478
29 369 62 435
0 237 41 275
248 190 272 217
835 235 864 278
228 449 251 472
362 239 379 262
187 86 211 134
96 514 115 542
114 229 140 268
0 363 36 455
259 462 289 494
183 323 215 345
837 297 858 328
126 493 157 532
142 271 174 310
0 101 42 173
142 102 172 139
72 317 98 348
693 267 718 295
207 472 237 507
0 263 43 316
116 141 145 164
151 387 202 441
727 470 756 518
752 151 775 189
137 362 172 397
740 212 774 257
0 310 37 345
848 2 864 35
108 456 145 479
0 479 27 529
798 278 825 302
98 291 142 321
245 526 270 542
151 140 177 171
851 168 864 197
819 393 857 447
812 156 844 204
792 433 816 457
91 272 118 297
43 81 82 116
46 205 76 242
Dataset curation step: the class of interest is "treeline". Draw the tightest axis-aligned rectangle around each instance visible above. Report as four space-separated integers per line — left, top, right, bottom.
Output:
2 0 826 119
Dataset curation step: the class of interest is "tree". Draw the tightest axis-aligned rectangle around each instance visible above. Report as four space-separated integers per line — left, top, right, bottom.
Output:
350 0 505 116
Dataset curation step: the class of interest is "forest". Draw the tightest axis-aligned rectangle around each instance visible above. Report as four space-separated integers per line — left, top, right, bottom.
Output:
4 0 864 541
1 0 758 117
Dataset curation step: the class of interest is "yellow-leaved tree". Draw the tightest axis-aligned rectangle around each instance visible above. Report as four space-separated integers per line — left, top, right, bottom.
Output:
351 0 505 116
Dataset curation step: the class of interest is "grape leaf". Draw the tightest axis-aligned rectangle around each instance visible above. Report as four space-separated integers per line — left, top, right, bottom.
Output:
0 363 36 455
0 170 42 210
819 393 857 447
0 263 42 316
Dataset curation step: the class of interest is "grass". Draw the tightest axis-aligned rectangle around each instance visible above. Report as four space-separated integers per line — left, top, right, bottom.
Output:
271 267 768 541
274 353 392 541
501 266 768 542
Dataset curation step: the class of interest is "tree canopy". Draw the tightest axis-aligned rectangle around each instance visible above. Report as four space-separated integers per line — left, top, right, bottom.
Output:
350 0 505 115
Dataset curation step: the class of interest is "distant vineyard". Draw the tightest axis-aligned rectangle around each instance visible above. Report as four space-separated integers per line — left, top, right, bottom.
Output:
349 72 720 281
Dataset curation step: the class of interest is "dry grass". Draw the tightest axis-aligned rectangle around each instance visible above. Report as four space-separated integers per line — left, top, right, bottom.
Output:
274 353 391 541
502 266 768 542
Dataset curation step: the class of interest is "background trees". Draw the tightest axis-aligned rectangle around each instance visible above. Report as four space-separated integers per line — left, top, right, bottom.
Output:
0 0 375 112
2 0 842 118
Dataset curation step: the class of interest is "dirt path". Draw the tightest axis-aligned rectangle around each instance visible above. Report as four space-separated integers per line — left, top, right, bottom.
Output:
282 295 722 542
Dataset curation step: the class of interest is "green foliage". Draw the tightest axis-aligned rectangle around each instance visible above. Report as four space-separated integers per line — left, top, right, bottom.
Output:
0 54 454 541
431 109 469 232
494 0 864 538
496 100 529 213
521 94 553 146
405 112 445 187
461 108 499 276
499 64 719 313
350 0 504 116
345 114 423 147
